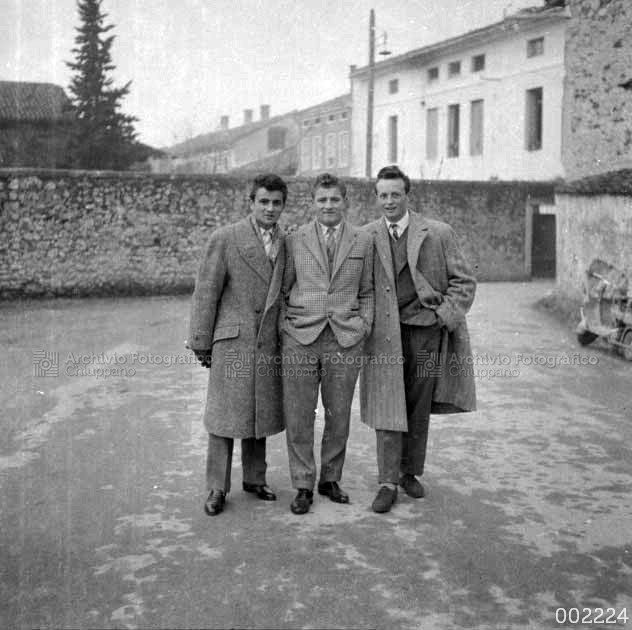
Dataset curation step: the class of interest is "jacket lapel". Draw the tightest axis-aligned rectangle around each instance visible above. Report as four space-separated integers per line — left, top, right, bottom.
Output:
264 231 285 312
373 220 396 288
236 216 272 283
301 220 328 275
406 211 430 274
331 222 356 281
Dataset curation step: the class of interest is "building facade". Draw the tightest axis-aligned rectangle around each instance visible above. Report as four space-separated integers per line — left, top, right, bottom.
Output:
151 105 300 175
296 94 351 176
350 5 568 180
0 81 74 168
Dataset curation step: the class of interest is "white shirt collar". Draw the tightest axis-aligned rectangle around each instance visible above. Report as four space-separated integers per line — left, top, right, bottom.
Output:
384 210 409 233
318 221 343 237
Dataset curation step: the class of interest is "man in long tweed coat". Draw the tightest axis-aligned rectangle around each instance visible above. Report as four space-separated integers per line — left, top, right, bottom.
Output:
282 173 374 515
360 165 476 513
188 173 287 517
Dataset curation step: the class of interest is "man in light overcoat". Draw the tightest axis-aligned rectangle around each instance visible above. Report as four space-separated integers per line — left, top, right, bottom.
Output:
282 173 374 515
360 165 476 513
188 173 287 516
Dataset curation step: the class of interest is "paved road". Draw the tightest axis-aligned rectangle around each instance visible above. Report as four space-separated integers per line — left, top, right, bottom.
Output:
1 282 631 630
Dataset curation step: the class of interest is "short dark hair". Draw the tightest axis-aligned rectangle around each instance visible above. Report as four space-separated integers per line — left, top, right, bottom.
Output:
249 173 288 203
311 172 347 199
374 165 410 194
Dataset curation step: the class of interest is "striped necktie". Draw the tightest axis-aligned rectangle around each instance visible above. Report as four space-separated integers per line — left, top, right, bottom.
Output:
326 227 336 274
390 223 400 240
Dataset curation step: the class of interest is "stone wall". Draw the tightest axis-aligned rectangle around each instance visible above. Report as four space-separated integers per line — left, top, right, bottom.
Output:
556 187 632 301
562 0 632 179
0 169 553 299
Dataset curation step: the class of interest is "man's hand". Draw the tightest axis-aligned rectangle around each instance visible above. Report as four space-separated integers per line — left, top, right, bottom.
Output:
194 349 213 369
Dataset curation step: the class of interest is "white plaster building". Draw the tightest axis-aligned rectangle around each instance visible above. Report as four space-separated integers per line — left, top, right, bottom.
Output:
350 4 569 180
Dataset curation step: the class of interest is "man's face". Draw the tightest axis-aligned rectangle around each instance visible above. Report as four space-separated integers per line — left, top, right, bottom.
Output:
375 178 408 222
250 187 285 228
313 185 346 227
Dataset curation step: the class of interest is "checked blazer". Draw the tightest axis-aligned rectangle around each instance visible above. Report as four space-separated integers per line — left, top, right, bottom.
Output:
282 219 374 348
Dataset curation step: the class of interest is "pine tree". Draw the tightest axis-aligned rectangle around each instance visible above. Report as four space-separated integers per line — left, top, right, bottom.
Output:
66 0 138 169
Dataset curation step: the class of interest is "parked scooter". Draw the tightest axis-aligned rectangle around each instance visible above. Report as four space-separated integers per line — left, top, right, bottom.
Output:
576 258 632 360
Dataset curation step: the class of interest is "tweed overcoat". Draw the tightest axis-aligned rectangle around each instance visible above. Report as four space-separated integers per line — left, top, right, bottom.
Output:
282 220 374 348
359 211 477 432
188 216 285 439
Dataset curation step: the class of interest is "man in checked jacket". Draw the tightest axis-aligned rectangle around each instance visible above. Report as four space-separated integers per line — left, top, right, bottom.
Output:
281 173 374 515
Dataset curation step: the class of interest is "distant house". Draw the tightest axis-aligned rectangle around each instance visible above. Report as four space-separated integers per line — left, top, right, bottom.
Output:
152 105 300 175
0 81 74 168
297 94 351 176
350 4 569 180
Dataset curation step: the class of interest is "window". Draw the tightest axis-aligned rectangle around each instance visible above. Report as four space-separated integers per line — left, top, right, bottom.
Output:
267 127 286 151
338 131 349 167
325 132 336 167
426 108 438 160
427 67 439 82
301 137 311 171
303 120 310 127
471 54 485 72
525 87 543 151
314 117 321 124
388 115 398 163
448 61 461 78
527 37 544 58
328 114 336 122
389 79 399 94
470 99 484 156
312 135 323 169
341 111 348 119
447 104 460 157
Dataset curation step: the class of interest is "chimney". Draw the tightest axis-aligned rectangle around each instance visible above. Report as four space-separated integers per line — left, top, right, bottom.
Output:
260 104 270 121
220 115 229 131
243 108 253 125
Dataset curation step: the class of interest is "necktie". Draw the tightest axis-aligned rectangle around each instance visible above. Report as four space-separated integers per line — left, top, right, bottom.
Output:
326 227 336 274
390 223 400 240
262 228 273 259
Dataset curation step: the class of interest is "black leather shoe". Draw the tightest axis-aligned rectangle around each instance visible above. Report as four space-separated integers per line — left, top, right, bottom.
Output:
290 489 314 515
242 482 277 501
317 481 349 504
399 474 425 498
204 490 225 516
371 485 397 513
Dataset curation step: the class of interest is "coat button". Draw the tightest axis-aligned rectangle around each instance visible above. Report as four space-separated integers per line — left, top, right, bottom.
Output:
257 342 262 349
386 337 391 342
385 287 390 292
255 307 262 313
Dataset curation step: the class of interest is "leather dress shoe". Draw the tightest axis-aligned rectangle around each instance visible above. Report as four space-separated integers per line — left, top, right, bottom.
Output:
204 490 225 516
317 481 349 504
371 485 397 513
290 489 314 515
242 482 277 501
399 474 425 498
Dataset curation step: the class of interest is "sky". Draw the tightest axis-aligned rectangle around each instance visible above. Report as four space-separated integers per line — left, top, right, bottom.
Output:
1 0 543 148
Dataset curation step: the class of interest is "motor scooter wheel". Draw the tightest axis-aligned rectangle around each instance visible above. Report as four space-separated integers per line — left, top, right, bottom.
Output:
577 330 598 346
621 329 632 361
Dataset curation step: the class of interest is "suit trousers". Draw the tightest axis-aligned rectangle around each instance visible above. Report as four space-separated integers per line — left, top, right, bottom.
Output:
376 322 442 484
206 433 267 493
282 325 364 490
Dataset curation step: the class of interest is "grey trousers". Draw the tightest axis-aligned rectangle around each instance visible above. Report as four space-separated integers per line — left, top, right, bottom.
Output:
282 326 364 490
376 322 442 484
206 433 267 493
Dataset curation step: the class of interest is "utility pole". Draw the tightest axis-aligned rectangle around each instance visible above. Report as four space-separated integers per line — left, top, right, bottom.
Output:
365 8 375 178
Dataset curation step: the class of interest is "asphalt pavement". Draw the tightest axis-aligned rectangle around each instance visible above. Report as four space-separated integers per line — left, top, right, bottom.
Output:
1 281 631 630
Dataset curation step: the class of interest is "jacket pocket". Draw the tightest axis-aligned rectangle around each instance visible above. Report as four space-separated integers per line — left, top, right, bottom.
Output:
212 325 240 343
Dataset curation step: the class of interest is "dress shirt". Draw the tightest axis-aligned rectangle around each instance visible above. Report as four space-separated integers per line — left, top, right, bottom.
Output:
385 210 410 240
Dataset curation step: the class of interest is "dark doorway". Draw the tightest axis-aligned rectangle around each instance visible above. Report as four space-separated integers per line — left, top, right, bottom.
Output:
532 212 556 278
